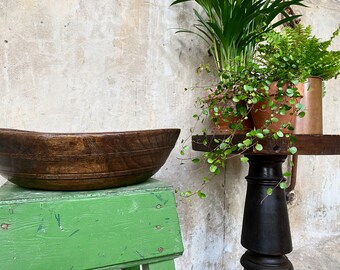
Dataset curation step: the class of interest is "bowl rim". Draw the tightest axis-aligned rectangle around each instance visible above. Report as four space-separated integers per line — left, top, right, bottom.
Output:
0 128 181 137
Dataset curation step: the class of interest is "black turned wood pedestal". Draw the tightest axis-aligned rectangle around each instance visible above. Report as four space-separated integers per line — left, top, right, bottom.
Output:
192 135 340 270
241 155 292 270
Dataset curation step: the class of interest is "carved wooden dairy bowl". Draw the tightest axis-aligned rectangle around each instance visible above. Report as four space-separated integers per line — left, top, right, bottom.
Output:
0 128 180 190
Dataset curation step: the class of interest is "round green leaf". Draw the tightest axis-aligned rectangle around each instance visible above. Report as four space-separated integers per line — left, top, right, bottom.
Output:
243 139 252 147
220 142 228 150
256 133 264 139
192 158 200 164
255 144 263 151
266 188 273 196
277 131 284 138
197 190 207 199
209 164 217 173
240 157 249 163
298 111 305 118
283 172 292 177
232 96 240 102
288 147 298 154
181 191 192 197
279 182 287 189
296 103 305 110
207 158 214 164
263 129 270 135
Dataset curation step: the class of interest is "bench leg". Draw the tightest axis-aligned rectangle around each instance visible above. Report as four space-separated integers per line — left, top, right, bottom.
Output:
142 260 175 270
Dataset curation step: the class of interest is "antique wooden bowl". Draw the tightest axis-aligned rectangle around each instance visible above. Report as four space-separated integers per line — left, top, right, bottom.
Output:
0 128 180 190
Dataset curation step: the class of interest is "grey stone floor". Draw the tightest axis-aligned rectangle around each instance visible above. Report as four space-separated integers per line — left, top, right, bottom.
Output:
289 236 340 270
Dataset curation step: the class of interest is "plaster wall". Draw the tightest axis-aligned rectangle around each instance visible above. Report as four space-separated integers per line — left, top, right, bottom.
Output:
0 1 339 269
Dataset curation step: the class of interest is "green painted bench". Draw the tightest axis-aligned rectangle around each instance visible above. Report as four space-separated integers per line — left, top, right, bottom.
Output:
0 178 184 270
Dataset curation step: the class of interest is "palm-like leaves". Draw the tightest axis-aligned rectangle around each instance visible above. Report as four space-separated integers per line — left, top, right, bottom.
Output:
171 0 306 74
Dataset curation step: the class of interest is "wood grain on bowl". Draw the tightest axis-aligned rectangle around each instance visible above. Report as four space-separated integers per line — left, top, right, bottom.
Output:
0 128 180 190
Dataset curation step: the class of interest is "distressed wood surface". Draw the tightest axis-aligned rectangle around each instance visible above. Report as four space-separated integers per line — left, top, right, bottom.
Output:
0 128 180 190
0 179 184 270
192 134 340 155
143 260 175 270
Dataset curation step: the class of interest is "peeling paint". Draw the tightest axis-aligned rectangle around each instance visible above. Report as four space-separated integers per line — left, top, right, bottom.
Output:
155 193 169 205
1 223 10 230
136 250 144 259
37 223 43 233
69 229 80 237
54 213 63 230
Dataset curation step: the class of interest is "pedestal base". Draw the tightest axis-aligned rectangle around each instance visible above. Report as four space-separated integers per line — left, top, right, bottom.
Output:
241 251 293 270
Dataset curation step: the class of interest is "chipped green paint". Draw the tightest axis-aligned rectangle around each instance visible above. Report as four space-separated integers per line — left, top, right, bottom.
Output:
0 179 183 270
144 260 176 270
54 212 62 229
69 229 80 237
123 266 140 270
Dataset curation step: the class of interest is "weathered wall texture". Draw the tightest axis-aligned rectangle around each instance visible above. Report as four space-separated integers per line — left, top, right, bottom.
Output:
0 1 339 269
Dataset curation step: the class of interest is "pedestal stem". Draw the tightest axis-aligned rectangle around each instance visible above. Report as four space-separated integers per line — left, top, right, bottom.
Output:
240 155 293 270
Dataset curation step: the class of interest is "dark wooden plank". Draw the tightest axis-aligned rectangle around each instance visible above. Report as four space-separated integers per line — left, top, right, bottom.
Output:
192 134 340 155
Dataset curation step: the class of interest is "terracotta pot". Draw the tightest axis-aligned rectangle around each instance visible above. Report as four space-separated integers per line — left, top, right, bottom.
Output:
294 77 323 134
209 98 253 135
251 82 304 133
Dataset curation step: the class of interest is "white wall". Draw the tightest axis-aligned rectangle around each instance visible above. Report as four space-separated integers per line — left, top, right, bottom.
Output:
0 1 339 269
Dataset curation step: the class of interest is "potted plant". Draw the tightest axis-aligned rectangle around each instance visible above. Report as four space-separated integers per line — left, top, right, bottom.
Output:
171 0 303 133
170 0 305 133
197 24 340 182
170 0 306 133
171 0 307 197
254 24 340 134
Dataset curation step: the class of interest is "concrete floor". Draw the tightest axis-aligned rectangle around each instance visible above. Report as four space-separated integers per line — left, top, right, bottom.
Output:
289 236 340 270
